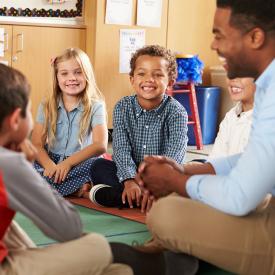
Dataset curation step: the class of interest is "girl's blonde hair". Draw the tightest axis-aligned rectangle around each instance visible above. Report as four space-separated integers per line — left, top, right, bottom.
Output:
43 48 105 146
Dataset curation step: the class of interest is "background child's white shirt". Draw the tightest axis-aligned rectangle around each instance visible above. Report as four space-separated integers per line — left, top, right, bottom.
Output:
209 102 253 159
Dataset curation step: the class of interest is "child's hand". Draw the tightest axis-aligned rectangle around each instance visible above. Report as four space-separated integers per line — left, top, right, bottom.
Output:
122 179 141 208
43 162 57 179
54 159 72 184
18 139 38 162
9 139 38 162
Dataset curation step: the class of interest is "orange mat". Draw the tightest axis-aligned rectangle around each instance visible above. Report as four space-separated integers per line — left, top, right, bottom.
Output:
68 197 146 224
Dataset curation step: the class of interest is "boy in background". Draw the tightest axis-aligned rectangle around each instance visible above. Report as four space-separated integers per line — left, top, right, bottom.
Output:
90 45 188 212
192 77 255 163
0 64 131 275
209 77 255 159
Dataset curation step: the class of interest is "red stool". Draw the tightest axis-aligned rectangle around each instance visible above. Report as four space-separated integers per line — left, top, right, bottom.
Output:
167 82 203 150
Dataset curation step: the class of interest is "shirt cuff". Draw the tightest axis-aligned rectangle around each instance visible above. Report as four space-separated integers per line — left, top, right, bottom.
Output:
208 158 232 175
117 169 137 184
186 175 205 200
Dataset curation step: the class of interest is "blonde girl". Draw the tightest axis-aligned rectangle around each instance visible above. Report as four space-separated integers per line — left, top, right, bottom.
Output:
32 48 108 197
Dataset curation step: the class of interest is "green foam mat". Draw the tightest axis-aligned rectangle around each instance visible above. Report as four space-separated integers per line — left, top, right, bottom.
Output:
14 205 149 246
14 205 235 274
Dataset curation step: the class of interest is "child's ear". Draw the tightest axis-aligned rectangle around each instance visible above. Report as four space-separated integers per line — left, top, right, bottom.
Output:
8 108 22 131
129 75 134 85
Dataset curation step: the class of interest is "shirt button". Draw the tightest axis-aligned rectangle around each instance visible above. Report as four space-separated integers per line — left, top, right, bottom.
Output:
143 145 146 149
157 115 160 118
119 177 123 181
145 125 149 129
143 109 146 113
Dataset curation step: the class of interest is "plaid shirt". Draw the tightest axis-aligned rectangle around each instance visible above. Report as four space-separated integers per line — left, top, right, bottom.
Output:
112 94 188 183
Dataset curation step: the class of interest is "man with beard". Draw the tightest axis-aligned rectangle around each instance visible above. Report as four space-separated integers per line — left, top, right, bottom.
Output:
111 1 275 275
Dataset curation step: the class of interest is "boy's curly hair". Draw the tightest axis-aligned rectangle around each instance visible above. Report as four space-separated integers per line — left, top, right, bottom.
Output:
129 45 177 81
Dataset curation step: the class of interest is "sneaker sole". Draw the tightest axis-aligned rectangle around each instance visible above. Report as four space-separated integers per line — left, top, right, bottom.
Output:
89 184 112 207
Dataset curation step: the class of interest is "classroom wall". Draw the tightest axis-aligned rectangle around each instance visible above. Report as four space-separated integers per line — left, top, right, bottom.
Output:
167 0 230 123
166 0 220 84
85 0 223 128
85 0 169 127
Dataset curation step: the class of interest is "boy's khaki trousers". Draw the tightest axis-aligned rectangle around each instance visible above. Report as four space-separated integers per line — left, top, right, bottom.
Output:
146 195 275 275
0 221 132 275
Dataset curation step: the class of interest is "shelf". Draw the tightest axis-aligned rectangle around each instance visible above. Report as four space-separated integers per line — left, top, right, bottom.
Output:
0 16 85 28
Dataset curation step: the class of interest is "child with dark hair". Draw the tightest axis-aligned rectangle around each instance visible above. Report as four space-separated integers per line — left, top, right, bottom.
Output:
89 45 188 212
0 64 131 275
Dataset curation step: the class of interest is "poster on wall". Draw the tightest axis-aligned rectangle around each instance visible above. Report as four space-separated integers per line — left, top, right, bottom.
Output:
119 29 145 73
137 0 162 27
105 0 133 26
0 44 4 57
47 0 71 3
0 28 4 41
0 28 4 57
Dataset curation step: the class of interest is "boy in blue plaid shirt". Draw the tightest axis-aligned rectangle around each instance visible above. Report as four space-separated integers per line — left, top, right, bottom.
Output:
89 45 188 212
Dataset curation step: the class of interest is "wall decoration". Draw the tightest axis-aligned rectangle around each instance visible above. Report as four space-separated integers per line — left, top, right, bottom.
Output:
119 29 145 73
105 0 133 26
0 28 4 57
176 55 204 84
0 0 82 18
48 0 67 3
137 0 162 28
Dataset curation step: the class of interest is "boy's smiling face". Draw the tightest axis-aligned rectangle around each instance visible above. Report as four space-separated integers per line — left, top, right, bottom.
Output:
227 77 255 104
130 55 173 109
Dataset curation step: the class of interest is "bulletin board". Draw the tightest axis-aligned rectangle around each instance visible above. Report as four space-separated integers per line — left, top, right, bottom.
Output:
0 0 83 18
